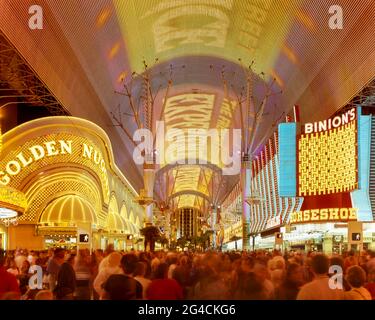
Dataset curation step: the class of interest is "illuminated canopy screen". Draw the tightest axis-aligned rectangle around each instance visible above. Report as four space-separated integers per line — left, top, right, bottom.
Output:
298 111 358 197
113 0 300 73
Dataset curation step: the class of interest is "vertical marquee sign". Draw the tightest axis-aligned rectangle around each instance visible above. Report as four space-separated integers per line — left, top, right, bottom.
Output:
297 108 358 197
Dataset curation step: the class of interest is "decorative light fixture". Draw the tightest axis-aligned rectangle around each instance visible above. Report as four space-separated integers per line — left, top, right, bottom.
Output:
134 188 154 206
0 186 27 226
245 188 264 205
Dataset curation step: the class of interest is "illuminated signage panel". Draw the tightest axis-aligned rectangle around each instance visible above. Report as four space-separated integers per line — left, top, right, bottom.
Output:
298 109 358 196
278 123 297 197
290 208 358 224
303 108 356 134
0 135 111 203
265 215 282 230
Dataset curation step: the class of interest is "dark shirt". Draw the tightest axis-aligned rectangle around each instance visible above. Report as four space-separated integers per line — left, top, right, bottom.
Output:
54 262 76 299
0 266 20 298
46 257 60 276
276 280 300 300
103 274 142 300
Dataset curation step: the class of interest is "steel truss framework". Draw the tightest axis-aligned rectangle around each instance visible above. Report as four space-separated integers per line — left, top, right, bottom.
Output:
0 31 69 116
333 76 375 116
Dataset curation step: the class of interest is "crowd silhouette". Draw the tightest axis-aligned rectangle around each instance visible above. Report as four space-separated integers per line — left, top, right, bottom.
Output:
1 246 375 300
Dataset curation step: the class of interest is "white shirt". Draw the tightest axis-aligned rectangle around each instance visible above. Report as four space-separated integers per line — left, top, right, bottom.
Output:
134 276 152 299
93 266 123 298
297 275 344 300
14 255 26 270
98 255 110 273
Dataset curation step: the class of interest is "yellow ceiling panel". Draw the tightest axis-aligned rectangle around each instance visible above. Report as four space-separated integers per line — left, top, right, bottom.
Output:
113 0 301 73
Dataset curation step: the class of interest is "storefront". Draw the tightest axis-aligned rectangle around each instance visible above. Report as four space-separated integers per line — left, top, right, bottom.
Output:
247 106 374 252
0 184 27 250
282 208 358 254
0 117 144 250
0 224 6 249
255 215 283 250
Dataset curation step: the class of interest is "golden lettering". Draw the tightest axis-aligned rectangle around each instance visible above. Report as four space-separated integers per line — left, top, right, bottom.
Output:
310 209 319 221
82 143 93 158
329 208 340 220
16 152 32 167
0 171 10 185
59 140 72 155
303 210 310 222
290 212 296 223
297 211 302 222
44 141 59 156
349 208 358 220
340 208 348 220
320 208 328 220
29 145 45 161
290 208 358 225
93 150 101 165
6 160 21 176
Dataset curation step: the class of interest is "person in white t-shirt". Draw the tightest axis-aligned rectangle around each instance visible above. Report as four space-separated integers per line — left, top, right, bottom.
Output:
14 250 26 270
297 254 344 300
93 252 123 299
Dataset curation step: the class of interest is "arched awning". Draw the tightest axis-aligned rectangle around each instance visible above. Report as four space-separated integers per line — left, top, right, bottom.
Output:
106 210 141 235
40 195 97 224
129 221 138 235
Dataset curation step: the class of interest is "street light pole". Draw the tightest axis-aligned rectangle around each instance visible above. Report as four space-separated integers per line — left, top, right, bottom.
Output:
241 154 252 251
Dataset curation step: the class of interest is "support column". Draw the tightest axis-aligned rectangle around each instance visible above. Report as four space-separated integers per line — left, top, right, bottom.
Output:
165 209 171 240
241 155 252 251
143 162 155 226
211 205 217 249
323 236 333 255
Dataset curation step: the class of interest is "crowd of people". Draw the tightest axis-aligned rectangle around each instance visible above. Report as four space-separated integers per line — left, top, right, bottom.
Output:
1 245 375 300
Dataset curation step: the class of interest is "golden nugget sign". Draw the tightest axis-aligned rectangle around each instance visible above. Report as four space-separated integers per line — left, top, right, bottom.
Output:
0 139 109 195
290 208 358 224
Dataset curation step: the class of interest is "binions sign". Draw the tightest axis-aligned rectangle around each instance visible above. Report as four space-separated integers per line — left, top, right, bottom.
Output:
290 208 358 224
304 108 356 134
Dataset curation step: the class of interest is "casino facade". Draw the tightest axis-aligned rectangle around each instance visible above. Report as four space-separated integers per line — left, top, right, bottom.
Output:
222 105 375 254
0 117 144 250
0 1 375 256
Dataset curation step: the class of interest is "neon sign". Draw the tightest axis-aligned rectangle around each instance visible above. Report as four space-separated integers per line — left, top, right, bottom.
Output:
304 108 356 134
298 117 357 196
0 140 109 198
290 208 358 224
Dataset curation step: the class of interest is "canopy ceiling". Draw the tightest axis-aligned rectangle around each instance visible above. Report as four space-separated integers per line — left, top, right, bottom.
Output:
1 0 374 209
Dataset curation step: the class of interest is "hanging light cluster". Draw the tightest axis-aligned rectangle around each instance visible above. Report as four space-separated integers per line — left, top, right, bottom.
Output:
0 186 27 227
0 209 19 226
0 123 27 226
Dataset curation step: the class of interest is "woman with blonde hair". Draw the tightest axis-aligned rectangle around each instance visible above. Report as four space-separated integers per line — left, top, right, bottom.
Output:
93 252 123 299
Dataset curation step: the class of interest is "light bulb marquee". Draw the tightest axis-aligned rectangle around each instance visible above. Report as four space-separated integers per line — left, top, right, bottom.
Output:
298 108 358 197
